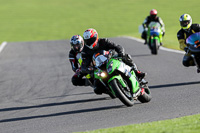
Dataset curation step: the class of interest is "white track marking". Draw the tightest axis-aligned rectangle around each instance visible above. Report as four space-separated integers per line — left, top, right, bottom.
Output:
120 36 185 54
0 41 7 53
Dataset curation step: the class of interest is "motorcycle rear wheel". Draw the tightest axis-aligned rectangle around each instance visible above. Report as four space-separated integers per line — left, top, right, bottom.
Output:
138 85 152 103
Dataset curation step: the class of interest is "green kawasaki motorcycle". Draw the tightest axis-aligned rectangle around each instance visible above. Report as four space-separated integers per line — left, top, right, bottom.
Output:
92 50 152 107
147 22 163 55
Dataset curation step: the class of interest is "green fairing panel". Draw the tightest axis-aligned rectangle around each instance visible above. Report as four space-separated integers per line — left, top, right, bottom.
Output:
129 71 140 93
108 72 140 94
151 36 160 43
108 75 127 96
94 69 102 79
108 75 127 88
107 58 140 93
107 58 121 74
147 22 163 43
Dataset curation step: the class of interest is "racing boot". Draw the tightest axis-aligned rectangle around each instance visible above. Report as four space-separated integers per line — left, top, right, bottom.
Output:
122 54 147 81
135 70 146 81
131 63 146 81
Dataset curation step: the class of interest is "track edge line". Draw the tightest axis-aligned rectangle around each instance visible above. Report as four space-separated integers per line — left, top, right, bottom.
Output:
118 36 185 54
0 41 7 53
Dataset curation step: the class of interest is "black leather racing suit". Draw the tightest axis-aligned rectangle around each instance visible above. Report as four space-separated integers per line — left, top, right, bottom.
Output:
69 49 89 86
177 24 200 67
81 38 137 94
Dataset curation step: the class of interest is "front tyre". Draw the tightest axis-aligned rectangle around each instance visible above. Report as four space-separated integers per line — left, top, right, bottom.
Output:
151 39 158 55
109 79 134 107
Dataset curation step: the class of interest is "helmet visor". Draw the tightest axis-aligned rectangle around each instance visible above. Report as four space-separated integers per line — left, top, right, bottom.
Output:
84 37 97 46
72 43 81 52
150 15 157 19
180 20 190 27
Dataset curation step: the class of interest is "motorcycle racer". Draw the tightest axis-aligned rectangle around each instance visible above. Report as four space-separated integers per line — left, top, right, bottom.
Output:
177 14 200 68
69 35 92 86
141 9 165 44
81 28 146 94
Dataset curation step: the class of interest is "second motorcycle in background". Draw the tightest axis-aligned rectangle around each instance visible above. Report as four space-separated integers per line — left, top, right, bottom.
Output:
147 22 163 55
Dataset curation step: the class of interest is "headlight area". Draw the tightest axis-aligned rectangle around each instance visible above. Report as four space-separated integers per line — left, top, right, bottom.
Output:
97 71 107 78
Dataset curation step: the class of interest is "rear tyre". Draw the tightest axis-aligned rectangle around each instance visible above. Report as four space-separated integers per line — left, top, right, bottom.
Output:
109 79 134 107
138 85 152 103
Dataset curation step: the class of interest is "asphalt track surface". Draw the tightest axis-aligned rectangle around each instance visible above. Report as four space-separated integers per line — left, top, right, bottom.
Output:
0 37 200 133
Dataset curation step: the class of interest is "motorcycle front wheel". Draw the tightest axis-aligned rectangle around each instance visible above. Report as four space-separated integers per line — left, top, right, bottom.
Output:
151 39 159 55
109 79 134 107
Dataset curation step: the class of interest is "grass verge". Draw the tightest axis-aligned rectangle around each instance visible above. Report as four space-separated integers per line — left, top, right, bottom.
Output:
76 114 200 133
0 0 200 50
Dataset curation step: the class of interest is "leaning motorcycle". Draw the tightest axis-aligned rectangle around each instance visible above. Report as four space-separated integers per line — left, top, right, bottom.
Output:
186 32 200 73
147 22 163 55
92 50 152 107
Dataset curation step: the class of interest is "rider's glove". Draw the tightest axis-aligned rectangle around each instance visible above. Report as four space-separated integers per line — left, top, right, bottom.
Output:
118 53 125 58
75 68 81 75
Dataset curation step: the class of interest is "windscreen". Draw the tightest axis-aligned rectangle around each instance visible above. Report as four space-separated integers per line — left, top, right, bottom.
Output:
186 32 200 45
148 22 161 28
94 55 107 67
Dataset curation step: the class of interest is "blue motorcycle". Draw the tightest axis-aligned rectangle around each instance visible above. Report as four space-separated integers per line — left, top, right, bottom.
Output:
186 32 200 73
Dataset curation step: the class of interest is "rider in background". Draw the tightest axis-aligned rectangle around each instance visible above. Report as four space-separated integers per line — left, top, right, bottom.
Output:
141 9 165 44
177 14 200 68
81 28 146 94
69 35 92 86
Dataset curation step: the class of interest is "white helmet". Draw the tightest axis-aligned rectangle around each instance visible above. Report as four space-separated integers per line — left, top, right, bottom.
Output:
70 35 84 52
83 28 99 50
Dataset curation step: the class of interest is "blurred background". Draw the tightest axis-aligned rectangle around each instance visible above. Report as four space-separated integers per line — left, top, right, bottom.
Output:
0 0 199 49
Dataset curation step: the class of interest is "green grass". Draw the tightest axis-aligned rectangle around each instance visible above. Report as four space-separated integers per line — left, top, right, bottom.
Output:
0 0 200 50
76 114 200 133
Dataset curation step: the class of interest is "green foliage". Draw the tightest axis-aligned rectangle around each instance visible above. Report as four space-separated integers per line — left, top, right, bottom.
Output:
0 0 200 49
76 114 200 133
